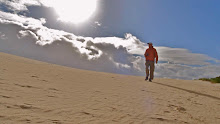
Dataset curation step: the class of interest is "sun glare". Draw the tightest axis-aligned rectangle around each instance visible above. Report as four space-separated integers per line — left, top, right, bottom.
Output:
52 0 97 24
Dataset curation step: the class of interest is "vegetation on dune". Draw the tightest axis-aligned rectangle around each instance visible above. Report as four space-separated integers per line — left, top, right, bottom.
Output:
199 76 220 83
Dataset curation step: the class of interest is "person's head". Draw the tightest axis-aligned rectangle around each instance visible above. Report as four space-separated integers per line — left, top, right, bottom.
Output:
147 42 153 48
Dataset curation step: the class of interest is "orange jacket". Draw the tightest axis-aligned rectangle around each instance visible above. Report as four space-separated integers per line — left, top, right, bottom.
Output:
144 47 158 62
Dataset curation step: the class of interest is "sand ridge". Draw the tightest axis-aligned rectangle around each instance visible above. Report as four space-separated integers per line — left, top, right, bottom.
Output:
0 52 220 124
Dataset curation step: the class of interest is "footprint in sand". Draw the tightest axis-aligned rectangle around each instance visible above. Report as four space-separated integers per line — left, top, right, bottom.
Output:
41 79 48 82
14 83 39 89
51 119 62 124
150 117 169 121
164 111 170 113
14 104 39 110
80 111 95 117
47 95 57 98
0 95 11 98
48 88 59 91
175 106 186 112
168 104 186 112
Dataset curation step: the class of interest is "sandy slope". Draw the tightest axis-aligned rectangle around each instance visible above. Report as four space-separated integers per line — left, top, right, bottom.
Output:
0 52 220 124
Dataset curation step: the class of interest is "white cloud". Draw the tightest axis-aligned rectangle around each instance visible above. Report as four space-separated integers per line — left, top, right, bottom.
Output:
0 0 40 12
39 18 46 24
0 11 220 80
95 21 102 26
0 31 7 39
0 11 45 26
155 63 220 80
156 47 215 65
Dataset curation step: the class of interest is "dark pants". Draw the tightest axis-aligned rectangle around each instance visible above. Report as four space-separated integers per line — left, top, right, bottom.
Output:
145 61 155 80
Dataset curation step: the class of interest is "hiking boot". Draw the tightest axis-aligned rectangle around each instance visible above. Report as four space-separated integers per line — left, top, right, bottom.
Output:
145 76 148 81
149 79 152 82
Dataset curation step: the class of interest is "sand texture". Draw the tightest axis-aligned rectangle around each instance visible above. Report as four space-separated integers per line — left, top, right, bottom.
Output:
0 52 220 124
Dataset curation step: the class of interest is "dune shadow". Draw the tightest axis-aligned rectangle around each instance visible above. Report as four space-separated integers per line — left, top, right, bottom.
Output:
153 81 220 101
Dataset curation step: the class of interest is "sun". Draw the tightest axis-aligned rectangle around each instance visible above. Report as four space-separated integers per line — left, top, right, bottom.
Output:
52 0 97 24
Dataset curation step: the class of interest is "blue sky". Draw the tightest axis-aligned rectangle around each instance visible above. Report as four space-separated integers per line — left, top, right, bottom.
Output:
90 0 220 60
119 0 220 59
0 0 220 79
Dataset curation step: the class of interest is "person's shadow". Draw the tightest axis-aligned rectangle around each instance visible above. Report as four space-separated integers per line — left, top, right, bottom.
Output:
153 81 220 101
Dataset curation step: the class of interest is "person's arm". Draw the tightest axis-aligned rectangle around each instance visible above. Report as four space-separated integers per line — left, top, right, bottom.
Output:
144 50 147 58
155 49 158 64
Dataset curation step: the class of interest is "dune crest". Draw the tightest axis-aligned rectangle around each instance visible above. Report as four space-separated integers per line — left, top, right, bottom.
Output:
0 52 219 124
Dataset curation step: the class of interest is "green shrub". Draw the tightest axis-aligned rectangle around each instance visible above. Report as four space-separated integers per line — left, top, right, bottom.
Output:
210 76 220 83
199 76 220 83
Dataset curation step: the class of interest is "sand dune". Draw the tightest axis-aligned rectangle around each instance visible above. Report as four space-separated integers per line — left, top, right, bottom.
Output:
0 52 219 124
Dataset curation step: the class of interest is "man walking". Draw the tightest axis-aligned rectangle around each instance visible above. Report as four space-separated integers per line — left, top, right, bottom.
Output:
144 42 158 82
